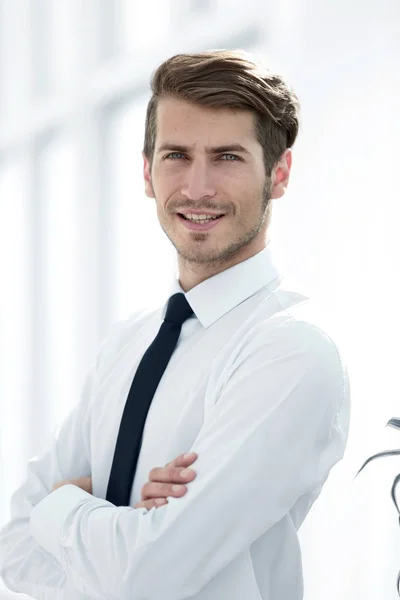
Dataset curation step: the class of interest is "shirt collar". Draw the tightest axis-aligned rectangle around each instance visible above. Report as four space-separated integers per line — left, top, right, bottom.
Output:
161 246 282 329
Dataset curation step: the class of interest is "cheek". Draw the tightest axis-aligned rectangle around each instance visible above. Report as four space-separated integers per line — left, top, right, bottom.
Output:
229 176 260 199
152 169 181 197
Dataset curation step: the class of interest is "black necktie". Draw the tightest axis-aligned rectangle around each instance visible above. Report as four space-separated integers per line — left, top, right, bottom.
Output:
105 292 194 506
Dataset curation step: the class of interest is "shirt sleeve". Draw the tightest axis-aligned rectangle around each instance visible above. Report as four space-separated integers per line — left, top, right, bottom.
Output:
28 319 350 600
0 367 96 600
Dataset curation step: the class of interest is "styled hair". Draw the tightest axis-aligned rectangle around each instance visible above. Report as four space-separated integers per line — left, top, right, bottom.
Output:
143 49 301 176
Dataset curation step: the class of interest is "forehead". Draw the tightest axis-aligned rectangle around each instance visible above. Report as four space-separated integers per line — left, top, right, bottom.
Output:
155 97 258 145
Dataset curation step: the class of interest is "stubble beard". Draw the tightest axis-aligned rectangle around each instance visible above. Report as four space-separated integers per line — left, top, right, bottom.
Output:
158 179 272 267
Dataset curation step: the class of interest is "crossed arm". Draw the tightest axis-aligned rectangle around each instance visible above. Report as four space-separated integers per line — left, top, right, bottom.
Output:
0 323 349 600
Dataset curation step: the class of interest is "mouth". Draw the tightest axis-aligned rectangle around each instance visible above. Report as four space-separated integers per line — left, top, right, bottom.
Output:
176 213 225 232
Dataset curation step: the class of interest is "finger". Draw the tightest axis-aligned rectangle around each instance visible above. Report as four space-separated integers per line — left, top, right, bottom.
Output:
141 481 187 501
149 452 198 484
148 463 197 485
134 498 168 510
166 452 198 468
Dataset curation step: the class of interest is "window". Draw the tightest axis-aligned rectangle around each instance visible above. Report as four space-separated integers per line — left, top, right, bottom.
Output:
0 156 32 525
37 133 82 427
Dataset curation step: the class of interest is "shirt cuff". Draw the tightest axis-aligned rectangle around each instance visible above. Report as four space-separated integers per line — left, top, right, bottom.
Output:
30 484 92 564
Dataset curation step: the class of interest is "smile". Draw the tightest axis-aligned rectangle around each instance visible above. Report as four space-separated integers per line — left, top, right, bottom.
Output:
177 213 225 231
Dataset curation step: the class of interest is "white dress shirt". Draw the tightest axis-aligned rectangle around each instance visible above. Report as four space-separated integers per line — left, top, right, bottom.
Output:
0 246 350 600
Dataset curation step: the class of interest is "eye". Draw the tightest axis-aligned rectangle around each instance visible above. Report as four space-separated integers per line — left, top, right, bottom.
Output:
164 152 186 160
220 154 240 161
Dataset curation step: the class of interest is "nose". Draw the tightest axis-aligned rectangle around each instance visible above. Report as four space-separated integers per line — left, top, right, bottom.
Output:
180 158 216 201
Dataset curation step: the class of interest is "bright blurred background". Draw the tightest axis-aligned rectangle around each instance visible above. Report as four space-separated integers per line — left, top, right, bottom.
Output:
1 1 400 599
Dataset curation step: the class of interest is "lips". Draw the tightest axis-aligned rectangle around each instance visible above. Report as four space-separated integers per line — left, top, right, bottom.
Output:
177 213 225 231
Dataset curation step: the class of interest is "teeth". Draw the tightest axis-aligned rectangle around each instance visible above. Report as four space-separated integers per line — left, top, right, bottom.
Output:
183 214 221 222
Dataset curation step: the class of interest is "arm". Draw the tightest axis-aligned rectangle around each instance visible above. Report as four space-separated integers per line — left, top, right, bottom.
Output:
28 320 350 600
0 369 95 599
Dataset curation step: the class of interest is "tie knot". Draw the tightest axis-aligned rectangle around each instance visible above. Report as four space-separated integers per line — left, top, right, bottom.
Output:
164 293 194 325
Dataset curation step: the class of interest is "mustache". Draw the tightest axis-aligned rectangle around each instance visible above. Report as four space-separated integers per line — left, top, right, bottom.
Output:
171 202 229 212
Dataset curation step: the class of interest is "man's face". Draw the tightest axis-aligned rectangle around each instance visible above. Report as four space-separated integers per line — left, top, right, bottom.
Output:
143 97 285 267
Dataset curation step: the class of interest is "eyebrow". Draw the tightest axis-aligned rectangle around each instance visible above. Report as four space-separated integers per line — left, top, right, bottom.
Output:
156 143 251 155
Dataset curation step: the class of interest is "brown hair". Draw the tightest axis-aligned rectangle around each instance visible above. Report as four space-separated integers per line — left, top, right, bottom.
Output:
143 49 300 176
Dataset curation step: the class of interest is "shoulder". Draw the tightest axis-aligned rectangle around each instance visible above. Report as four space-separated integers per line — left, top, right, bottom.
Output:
252 294 346 368
239 284 350 404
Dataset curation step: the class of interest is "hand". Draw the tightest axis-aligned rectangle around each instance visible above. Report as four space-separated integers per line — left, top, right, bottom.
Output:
134 452 198 510
52 476 92 494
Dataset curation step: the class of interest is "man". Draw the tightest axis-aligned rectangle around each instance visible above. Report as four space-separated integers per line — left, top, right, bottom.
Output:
0 49 350 599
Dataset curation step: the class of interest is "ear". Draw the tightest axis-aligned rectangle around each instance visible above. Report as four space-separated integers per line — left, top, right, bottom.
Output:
143 152 155 198
270 149 292 200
